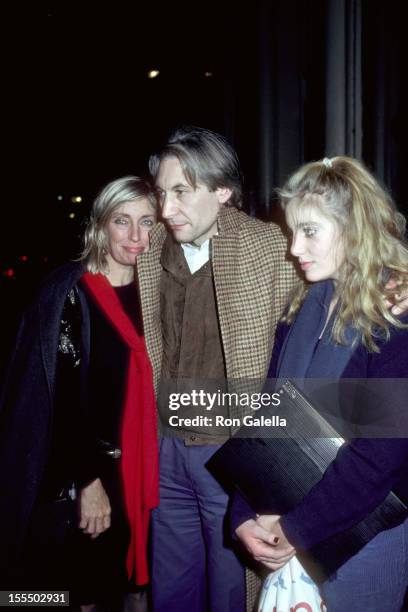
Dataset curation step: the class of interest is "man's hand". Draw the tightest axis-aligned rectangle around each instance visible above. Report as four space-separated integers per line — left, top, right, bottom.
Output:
385 279 408 315
79 478 111 539
235 516 295 571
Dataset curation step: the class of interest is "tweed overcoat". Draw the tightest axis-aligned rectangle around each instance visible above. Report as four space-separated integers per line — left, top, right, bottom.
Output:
136 206 299 610
136 206 299 391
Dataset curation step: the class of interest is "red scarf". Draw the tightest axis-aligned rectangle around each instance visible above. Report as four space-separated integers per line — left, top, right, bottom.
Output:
81 272 159 585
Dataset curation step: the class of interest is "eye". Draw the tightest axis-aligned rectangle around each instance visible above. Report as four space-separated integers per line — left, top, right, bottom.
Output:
113 216 128 225
303 226 317 237
141 218 155 227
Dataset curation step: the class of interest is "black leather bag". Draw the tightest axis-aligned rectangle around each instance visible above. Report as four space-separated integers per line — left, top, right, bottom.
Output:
207 379 407 576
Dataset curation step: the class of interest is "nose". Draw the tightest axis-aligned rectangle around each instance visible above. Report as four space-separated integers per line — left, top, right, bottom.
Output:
290 232 305 257
161 193 179 220
130 223 141 242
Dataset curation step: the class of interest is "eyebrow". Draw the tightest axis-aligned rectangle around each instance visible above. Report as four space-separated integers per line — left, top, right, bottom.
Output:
171 182 192 190
292 221 320 228
111 213 155 219
157 182 192 192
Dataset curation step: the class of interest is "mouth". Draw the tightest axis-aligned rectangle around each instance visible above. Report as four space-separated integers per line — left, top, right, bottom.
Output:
167 221 188 230
123 247 145 255
299 261 313 270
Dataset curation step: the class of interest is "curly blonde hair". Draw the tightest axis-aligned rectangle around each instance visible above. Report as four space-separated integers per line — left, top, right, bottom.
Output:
279 156 408 352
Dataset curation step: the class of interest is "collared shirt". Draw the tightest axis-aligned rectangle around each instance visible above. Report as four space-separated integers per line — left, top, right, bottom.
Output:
181 239 210 274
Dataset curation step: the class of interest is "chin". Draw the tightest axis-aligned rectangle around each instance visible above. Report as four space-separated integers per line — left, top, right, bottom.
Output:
305 273 323 282
171 231 192 244
170 234 185 244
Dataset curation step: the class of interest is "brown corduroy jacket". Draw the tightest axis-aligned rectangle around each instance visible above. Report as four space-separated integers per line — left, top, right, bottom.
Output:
135 205 300 611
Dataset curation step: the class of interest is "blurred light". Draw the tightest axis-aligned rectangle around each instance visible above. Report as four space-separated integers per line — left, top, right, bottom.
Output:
69 213 76 219
147 70 160 79
57 195 63 201
19 255 28 262
43 256 49 263
204 71 213 77
71 196 82 203
3 268 15 278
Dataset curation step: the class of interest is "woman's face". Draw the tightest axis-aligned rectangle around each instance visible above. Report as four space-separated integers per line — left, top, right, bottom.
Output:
285 198 344 283
105 198 156 273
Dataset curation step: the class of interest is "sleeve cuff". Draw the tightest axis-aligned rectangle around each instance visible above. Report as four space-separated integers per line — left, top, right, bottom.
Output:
229 491 257 539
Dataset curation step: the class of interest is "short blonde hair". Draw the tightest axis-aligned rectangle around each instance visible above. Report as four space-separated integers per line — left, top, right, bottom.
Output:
279 156 408 352
79 176 158 273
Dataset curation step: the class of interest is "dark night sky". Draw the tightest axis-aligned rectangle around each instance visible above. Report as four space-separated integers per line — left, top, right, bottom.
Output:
1 1 406 374
2 2 265 366
4 2 407 259
5 2 263 255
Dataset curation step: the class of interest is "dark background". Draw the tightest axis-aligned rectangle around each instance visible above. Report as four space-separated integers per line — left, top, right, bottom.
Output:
1 0 407 376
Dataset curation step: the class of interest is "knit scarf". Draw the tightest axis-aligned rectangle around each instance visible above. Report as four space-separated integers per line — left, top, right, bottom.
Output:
81 272 159 585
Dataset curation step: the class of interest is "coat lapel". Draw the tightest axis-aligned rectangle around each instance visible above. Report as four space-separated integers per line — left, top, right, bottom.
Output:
136 223 166 390
212 207 296 380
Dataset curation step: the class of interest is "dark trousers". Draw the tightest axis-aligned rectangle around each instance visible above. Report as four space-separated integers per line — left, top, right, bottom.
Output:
150 438 245 612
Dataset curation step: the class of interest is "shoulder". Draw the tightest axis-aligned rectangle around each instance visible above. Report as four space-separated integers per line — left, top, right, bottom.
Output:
243 218 288 248
220 208 289 252
368 314 408 377
36 262 84 298
24 263 85 320
349 314 408 378
240 216 292 269
40 262 83 286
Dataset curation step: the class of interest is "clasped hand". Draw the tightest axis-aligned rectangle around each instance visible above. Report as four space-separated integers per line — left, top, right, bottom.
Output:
79 477 111 538
235 514 295 571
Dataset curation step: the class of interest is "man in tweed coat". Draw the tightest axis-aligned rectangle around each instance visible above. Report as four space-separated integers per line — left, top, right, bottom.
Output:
135 126 299 612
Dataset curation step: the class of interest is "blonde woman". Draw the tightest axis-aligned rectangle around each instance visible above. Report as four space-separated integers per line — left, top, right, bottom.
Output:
0 176 158 610
234 157 408 611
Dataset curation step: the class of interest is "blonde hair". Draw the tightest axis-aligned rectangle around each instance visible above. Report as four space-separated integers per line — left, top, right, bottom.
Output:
79 176 158 273
279 156 408 352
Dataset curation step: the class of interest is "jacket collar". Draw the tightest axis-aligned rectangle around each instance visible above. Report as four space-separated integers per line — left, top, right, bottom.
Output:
216 206 249 235
148 222 167 252
141 206 246 267
160 233 212 280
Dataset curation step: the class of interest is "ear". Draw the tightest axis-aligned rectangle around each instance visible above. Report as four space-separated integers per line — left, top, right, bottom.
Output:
215 187 232 205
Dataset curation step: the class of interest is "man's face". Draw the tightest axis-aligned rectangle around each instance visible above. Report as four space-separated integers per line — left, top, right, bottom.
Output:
156 157 231 246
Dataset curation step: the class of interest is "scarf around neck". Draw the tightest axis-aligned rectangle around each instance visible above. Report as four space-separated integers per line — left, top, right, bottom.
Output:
81 272 159 585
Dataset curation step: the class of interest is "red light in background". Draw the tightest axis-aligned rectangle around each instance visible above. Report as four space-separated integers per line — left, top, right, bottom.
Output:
19 255 28 262
3 268 15 278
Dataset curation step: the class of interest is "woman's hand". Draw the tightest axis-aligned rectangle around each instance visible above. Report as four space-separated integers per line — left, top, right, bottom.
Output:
255 515 295 570
235 515 295 571
79 478 111 539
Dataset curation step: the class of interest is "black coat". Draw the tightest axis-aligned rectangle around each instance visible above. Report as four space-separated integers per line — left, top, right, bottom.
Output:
0 263 90 573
